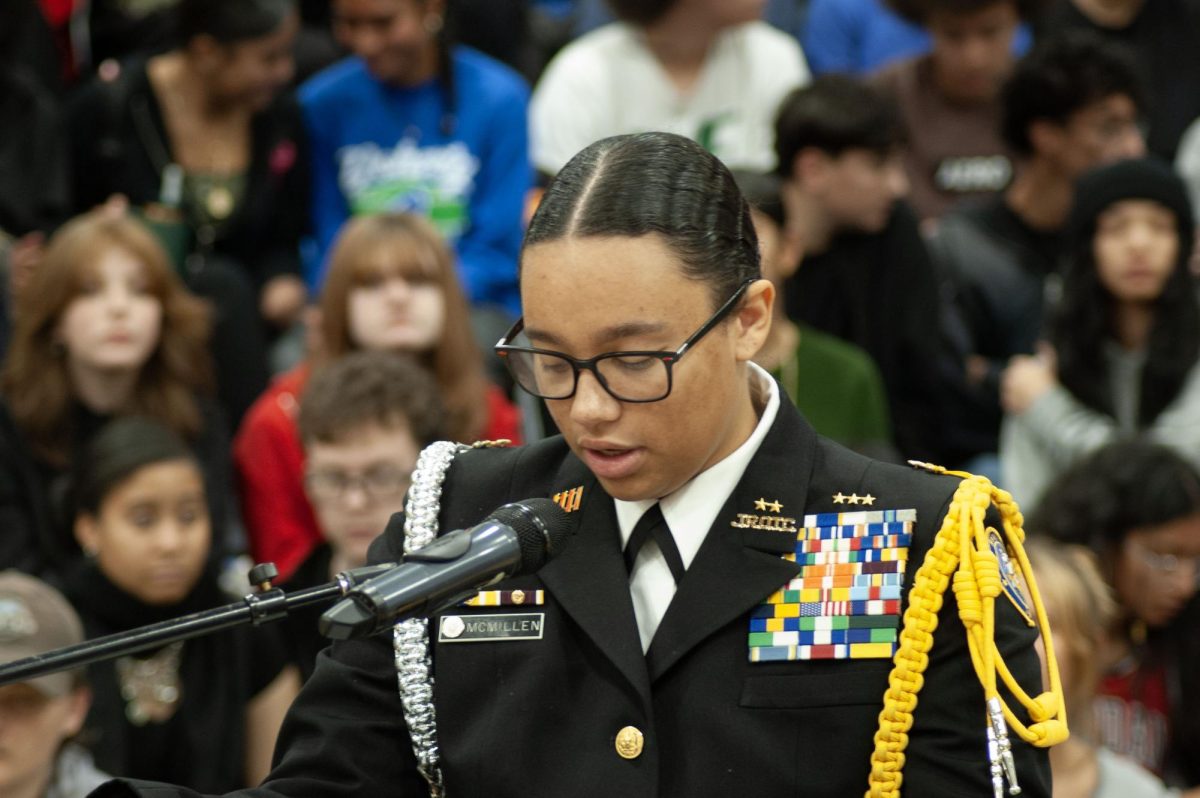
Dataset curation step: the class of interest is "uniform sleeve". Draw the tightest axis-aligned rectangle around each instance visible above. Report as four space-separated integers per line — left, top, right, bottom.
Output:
899 501 1053 797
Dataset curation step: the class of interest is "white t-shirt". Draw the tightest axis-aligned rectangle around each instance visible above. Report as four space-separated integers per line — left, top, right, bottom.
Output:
530 21 810 175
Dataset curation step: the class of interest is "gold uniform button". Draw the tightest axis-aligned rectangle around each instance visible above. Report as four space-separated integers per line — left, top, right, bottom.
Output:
615 725 644 759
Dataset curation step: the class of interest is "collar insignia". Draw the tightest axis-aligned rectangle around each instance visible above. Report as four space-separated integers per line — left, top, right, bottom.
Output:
552 486 584 513
833 492 875 506
732 498 794 532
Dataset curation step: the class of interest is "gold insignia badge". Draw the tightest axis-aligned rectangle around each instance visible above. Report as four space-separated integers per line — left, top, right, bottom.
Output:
731 498 796 532
552 486 584 513
834 492 874 505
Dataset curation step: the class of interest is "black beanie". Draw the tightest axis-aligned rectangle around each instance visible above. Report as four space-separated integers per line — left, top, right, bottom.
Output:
1067 157 1195 256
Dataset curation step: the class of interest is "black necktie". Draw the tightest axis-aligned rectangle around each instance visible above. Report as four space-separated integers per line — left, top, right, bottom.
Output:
623 504 686 585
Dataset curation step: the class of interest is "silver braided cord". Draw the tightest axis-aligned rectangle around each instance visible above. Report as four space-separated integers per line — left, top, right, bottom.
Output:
393 440 469 798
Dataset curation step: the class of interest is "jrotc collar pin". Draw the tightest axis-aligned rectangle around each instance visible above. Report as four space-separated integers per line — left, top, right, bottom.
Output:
731 497 796 532
552 486 584 513
833 492 875 506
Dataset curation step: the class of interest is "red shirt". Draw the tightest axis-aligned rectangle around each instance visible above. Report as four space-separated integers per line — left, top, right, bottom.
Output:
1094 657 1172 776
233 363 522 579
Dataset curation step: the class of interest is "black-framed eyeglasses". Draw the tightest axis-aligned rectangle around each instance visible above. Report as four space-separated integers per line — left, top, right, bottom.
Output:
495 278 755 403
305 465 413 502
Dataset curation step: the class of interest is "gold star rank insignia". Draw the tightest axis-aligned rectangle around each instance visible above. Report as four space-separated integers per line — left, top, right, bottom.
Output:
860 494 876 506
833 492 848 504
754 498 769 511
768 500 783 513
847 494 861 505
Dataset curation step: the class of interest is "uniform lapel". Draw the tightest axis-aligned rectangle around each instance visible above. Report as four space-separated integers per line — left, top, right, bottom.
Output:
538 459 651 703
645 400 816 682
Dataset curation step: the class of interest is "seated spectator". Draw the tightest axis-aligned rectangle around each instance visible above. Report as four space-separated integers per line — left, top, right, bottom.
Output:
931 31 1146 467
873 0 1040 222
68 0 309 425
1030 441 1200 790
0 570 111 798
302 0 530 316
282 351 445 681
1000 158 1200 508
773 74 959 463
530 0 809 178
234 212 521 580
1038 0 1200 160
0 210 230 579
1025 537 1183 798
734 169 896 459
64 417 299 791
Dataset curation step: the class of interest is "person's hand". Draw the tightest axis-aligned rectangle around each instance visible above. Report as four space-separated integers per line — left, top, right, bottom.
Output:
1000 345 1058 415
260 274 308 328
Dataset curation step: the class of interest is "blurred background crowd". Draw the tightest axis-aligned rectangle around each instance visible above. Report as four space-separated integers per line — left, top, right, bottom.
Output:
1 0 1199 796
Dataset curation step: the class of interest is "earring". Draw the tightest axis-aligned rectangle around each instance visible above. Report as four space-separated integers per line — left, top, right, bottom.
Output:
423 14 443 34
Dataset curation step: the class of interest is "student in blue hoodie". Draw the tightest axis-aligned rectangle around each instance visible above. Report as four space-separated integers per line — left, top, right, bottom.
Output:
301 0 530 317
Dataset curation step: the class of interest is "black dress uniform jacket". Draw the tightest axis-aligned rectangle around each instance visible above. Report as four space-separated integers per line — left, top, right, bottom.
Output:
96 398 1051 797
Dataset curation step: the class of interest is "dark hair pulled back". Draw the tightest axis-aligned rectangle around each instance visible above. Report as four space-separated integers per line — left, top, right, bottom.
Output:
524 132 760 306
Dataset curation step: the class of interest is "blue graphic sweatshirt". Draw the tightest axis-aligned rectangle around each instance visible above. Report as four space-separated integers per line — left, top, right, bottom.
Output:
301 47 530 314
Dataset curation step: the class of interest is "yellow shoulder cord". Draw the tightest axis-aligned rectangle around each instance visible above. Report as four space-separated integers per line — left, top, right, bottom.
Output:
865 466 1069 798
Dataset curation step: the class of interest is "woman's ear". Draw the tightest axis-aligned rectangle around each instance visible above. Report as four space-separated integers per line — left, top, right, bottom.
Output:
75 514 100 558
734 279 775 362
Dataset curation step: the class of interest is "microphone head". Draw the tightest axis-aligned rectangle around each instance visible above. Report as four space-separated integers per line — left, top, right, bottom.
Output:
488 498 574 574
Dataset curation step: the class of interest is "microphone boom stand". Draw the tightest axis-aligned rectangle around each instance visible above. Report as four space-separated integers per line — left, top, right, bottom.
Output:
0 562 395 687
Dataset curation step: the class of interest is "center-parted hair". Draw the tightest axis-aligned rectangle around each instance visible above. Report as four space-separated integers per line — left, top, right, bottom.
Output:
1 211 213 467
523 132 760 307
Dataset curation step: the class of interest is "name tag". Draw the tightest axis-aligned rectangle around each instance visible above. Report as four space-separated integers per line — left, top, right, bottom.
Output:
438 612 546 643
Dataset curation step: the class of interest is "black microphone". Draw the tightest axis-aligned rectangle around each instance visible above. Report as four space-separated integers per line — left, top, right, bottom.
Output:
319 498 574 639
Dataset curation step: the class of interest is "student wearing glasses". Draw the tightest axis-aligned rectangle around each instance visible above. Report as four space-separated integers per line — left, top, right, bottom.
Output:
1030 440 1200 793
94 132 1056 797
281 350 446 682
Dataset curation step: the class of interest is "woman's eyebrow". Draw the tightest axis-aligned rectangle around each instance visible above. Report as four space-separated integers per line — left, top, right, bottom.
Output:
525 321 669 349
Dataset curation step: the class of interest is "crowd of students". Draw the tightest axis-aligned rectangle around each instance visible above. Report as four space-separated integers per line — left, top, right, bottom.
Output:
2 0 1200 796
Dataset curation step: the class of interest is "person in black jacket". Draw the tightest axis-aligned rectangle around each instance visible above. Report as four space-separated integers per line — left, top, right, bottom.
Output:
773 74 966 466
92 132 1057 798
67 0 310 425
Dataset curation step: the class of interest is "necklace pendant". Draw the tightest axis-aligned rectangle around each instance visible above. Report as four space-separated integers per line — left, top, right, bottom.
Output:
206 185 234 220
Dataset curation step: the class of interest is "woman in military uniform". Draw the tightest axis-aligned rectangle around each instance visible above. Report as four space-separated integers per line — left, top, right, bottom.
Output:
96 132 1057 797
